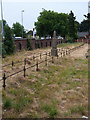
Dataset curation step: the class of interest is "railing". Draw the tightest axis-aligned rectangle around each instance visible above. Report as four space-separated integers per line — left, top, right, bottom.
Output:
0 43 85 90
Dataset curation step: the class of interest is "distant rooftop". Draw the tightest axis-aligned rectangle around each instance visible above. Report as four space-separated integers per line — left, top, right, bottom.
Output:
14 37 27 40
77 32 88 38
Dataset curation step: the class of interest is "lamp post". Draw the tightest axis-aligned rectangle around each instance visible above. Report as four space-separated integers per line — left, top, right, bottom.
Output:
21 10 24 38
1 0 4 41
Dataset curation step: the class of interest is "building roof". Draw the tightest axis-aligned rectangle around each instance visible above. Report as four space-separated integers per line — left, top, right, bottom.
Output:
14 37 27 40
77 32 88 38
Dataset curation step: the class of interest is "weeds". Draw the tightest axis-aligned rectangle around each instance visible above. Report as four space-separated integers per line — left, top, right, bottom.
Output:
42 104 58 117
3 97 12 109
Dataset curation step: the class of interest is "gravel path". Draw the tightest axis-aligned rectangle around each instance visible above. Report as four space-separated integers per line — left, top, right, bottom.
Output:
70 44 88 58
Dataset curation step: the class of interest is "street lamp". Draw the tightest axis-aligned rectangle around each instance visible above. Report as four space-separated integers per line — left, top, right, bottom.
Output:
21 10 24 38
0 0 4 41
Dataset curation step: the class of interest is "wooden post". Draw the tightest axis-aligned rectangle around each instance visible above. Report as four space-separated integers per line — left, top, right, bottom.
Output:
3 73 6 90
24 66 26 77
36 61 39 71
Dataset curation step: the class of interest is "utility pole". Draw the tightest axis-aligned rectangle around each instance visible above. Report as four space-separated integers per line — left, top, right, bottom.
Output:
1 0 4 41
21 10 24 38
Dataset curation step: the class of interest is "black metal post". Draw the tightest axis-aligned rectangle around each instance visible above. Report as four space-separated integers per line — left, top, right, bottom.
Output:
33 56 35 60
24 65 26 77
49 52 51 56
61 52 62 57
3 73 6 90
40 53 41 59
36 61 39 71
45 56 47 66
52 56 54 63
24 58 26 65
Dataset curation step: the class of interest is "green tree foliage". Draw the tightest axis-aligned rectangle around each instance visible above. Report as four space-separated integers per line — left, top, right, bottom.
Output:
4 24 15 55
0 20 7 56
12 22 26 37
27 39 32 50
79 13 90 32
35 9 69 38
68 11 78 42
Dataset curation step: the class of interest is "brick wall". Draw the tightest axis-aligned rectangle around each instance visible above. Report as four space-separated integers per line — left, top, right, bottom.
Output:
14 38 65 51
76 38 90 44
14 38 27 51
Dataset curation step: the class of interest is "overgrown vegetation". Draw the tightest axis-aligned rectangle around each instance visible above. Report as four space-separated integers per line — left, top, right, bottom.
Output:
2 43 88 118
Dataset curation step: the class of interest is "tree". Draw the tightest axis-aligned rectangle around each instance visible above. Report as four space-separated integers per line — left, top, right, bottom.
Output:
35 9 69 38
12 22 26 37
4 24 15 55
79 13 90 32
0 20 7 56
68 11 77 42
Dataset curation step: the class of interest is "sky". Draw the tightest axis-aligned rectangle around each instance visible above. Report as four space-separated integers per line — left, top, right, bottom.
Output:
0 0 89 31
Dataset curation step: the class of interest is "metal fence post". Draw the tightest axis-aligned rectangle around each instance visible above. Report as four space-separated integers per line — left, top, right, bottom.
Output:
36 61 39 71
33 56 35 60
12 61 14 70
40 53 41 59
45 56 47 66
61 52 62 57
52 56 54 63
3 73 6 90
24 58 26 65
24 66 26 77
46 52 47 57
49 52 51 56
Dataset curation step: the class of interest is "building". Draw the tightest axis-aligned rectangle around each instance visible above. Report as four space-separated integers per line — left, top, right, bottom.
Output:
76 31 90 43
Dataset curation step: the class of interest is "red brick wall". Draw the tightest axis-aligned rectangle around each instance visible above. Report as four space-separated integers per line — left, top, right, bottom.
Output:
14 38 65 51
76 38 90 44
14 39 27 51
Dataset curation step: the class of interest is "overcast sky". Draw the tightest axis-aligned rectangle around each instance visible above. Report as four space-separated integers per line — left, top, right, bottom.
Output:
0 0 89 31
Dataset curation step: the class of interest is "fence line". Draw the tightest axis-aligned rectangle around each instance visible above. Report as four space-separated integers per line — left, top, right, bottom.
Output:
1 43 85 89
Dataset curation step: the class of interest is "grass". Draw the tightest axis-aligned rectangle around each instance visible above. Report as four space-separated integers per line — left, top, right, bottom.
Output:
2 43 88 118
3 97 12 109
70 105 86 114
42 104 58 117
57 42 82 48
13 96 33 112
